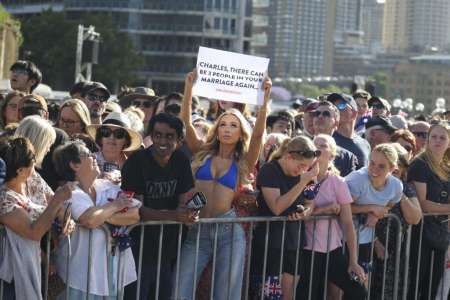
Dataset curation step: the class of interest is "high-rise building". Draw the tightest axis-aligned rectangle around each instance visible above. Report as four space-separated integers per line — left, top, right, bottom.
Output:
4 0 252 93
361 0 384 53
251 0 336 78
383 0 450 53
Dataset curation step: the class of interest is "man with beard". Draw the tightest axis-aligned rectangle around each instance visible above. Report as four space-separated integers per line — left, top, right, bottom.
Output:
79 81 110 124
122 113 198 300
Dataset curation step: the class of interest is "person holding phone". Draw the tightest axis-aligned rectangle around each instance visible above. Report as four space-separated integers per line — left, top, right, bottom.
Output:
52 140 140 299
251 136 318 300
297 134 367 299
121 113 198 300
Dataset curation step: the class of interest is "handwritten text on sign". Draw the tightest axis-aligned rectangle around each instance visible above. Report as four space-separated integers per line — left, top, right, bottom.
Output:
192 47 270 105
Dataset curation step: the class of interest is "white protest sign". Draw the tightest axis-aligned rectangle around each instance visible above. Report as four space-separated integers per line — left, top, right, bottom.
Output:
192 46 270 106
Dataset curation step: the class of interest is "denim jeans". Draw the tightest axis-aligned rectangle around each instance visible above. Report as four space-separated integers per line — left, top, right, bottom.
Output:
174 209 246 300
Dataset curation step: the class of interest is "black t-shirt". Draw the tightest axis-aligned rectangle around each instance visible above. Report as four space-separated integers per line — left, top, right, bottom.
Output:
254 160 305 250
38 127 69 190
407 158 450 204
121 146 195 262
333 131 371 169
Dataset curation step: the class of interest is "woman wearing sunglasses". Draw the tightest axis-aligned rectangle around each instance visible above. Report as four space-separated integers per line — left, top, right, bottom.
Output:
86 112 142 184
251 136 319 299
390 129 416 161
296 134 367 299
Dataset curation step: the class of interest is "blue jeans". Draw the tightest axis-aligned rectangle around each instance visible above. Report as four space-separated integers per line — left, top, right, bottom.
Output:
174 209 246 300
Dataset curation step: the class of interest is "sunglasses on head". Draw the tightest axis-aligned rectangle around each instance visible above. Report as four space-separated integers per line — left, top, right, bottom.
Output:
332 100 348 110
132 100 153 108
289 149 321 159
87 93 108 102
311 110 332 118
412 131 428 139
99 126 128 139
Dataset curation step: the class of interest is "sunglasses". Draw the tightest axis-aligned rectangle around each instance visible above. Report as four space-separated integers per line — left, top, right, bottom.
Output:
79 151 96 159
372 104 385 110
99 127 128 139
289 149 321 159
412 131 428 139
132 100 153 108
87 93 108 102
311 110 332 118
332 100 348 110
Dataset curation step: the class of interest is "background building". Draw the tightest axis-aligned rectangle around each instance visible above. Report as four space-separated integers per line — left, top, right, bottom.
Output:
4 0 252 93
386 55 450 110
252 0 336 78
383 0 450 53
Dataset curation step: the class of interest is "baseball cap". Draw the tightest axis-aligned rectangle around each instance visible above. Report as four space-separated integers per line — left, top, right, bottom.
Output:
365 116 398 133
85 81 111 100
368 97 391 111
353 89 371 100
326 93 357 111
304 99 320 113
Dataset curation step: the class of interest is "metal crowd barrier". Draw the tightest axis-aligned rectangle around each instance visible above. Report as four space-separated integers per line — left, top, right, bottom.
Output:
0 212 449 300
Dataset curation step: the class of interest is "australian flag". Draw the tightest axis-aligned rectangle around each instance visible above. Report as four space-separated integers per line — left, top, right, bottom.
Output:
263 276 282 300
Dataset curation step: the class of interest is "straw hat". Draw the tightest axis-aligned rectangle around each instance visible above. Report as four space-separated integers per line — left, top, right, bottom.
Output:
86 112 142 151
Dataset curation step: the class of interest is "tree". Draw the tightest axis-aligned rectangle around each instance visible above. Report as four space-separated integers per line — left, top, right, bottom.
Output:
367 71 387 97
20 10 142 92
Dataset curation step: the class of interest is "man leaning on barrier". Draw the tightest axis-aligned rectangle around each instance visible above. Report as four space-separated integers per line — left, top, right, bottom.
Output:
122 113 198 300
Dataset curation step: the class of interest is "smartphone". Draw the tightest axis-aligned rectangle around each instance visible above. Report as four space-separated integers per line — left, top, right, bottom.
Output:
186 192 207 210
296 204 311 214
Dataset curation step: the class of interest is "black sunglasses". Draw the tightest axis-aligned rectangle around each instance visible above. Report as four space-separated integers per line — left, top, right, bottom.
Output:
87 93 108 102
99 127 128 139
289 149 321 159
132 100 153 108
372 104 385 110
311 110 332 118
412 131 428 139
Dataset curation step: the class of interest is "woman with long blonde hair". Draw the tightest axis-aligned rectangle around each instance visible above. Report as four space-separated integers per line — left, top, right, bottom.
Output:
407 122 450 299
176 69 271 300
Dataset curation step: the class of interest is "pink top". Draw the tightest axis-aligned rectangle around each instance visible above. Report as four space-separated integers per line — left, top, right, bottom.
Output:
304 173 353 253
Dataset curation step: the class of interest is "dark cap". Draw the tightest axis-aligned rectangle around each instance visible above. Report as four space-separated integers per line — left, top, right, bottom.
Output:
84 81 110 100
365 116 398 133
304 99 320 112
119 86 158 108
326 93 357 111
368 97 391 111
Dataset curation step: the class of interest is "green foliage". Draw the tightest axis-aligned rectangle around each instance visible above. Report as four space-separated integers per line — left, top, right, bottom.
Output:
368 71 387 97
20 10 142 91
0 4 22 45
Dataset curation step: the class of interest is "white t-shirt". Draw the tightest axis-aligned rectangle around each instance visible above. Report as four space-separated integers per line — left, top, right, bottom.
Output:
55 179 137 296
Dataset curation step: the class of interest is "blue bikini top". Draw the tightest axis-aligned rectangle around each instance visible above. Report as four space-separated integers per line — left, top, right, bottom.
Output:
195 157 238 190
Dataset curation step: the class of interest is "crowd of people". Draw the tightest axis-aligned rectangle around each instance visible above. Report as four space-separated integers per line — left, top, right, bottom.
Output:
0 60 449 300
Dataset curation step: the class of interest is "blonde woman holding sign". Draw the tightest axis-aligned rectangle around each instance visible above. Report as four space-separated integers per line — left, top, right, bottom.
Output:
175 69 271 300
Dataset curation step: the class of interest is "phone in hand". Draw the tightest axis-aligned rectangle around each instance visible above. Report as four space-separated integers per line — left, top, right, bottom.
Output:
296 204 311 214
186 192 207 210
